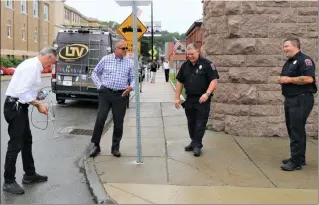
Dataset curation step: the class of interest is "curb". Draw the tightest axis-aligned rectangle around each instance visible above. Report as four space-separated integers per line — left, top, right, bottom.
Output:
169 79 185 101
82 94 135 204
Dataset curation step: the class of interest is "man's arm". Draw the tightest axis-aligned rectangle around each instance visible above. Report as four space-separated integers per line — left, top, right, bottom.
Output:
128 62 135 91
91 57 105 89
175 82 184 99
206 79 218 94
281 58 315 85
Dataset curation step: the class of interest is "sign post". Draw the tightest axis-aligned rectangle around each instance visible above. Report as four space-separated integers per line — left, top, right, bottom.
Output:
115 0 150 164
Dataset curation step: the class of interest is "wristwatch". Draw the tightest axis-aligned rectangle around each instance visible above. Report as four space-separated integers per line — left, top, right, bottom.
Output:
205 92 211 97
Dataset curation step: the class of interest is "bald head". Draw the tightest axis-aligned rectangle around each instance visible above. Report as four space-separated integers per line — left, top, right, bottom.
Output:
114 40 128 58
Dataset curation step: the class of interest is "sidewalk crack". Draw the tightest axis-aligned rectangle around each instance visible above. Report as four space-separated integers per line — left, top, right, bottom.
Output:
167 157 228 186
107 184 155 204
160 103 170 183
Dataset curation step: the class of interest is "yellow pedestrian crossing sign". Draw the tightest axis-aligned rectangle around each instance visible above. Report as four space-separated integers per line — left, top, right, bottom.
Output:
117 13 147 41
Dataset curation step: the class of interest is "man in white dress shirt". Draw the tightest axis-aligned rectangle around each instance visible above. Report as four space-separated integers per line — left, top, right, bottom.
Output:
3 47 56 195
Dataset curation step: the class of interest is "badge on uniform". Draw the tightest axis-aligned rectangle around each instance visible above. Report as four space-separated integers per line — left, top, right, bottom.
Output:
305 59 313 66
293 60 297 64
199 65 202 69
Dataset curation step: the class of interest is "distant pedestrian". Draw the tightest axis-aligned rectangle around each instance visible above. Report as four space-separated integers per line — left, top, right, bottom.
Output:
89 40 134 158
3 47 55 194
279 37 317 171
163 60 170 82
150 60 158 83
175 43 219 157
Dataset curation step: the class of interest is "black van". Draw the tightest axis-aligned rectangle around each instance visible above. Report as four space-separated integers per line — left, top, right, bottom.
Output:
51 26 119 103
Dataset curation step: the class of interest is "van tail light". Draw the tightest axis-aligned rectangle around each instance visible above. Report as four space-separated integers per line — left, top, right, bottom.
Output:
52 63 56 79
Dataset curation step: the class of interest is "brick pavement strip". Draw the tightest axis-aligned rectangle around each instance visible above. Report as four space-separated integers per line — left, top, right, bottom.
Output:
83 71 318 204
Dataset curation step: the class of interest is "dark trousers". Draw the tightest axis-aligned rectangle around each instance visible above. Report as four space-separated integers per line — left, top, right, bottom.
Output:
3 97 36 183
164 69 170 82
284 94 314 165
184 97 211 148
91 88 128 149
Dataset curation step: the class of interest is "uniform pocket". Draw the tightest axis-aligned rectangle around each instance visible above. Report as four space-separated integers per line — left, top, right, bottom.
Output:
3 102 19 123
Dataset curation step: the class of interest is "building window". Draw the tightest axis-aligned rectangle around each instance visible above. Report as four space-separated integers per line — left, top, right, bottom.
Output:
33 0 38 17
21 0 27 14
34 27 38 42
7 20 11 39
44 4 49 21
22 24 26 40
6 0 13 9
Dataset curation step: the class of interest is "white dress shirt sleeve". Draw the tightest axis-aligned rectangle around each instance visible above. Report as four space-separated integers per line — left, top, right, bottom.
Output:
16 66 39 103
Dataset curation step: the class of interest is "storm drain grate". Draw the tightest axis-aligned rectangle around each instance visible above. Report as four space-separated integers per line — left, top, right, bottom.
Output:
69 129 93 136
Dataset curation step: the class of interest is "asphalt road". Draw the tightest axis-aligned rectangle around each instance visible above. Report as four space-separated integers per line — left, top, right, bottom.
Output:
0 77 99 204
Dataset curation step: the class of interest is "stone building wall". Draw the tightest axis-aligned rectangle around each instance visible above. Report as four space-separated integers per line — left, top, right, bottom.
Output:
202 1 318 137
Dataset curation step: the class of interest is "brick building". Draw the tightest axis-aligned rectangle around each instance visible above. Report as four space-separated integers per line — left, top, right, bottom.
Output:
185 18 203 51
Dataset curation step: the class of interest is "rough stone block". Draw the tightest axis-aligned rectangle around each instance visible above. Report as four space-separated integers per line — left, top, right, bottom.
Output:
215 67 229 72
298 8 318 16
267 123 288 137
256 38 282 55
298 16 317 23
268 76 281 84
257 91 284 105
218 72 229 83
240 15 269 38
214 84 257 104
224 116 268 137
290 1 310 7
281 8 298 23
242 2 255 14
250 105 281 116
204 34 225 55
309 1 318 7
256 7 281 14
307 24 318 38
269 23 308 38
211 55 246 67
256 84 281 91
228 15 242 38
225 1 241 15
247 55 279 67
269 67 282 76
256 1 290 7
229 67 269 84
224 39 257 55
214 103 250 116
204 16 228 36
206 1 226 17
267 116 286 124
213 113 225 121
212 120 225 131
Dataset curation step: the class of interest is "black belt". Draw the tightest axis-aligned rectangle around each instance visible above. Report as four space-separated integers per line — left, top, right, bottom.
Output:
107 88 125 94
5 96 29 108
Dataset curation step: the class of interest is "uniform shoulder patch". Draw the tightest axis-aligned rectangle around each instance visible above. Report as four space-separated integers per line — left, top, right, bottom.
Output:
305 59 313 66
210 63 216 70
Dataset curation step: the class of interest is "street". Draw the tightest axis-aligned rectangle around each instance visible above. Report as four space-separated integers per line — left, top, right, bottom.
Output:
0 77 98 204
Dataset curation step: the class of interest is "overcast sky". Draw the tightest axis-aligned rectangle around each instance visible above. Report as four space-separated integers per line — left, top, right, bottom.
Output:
65 0 203 34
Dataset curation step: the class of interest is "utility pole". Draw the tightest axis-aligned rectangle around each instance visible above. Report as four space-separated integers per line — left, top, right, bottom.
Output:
151 0 153 61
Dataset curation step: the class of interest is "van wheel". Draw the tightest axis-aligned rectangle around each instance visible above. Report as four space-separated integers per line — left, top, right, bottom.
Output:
56 95 65 104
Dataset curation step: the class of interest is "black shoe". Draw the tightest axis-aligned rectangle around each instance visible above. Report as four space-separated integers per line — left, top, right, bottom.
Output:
22 173 48 184
184 144 193 152
281 160 302 171
3 181 24 195
282 158 306 166
111 146 121 157
193 147 201 157
89 145 101 158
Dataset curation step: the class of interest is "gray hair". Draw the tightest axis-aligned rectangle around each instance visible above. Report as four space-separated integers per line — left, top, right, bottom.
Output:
114 39 126 49
186 43 199 52
39 46 57 57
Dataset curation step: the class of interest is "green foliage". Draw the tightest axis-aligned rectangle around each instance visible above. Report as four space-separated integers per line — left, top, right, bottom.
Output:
0 58 14 68
10 58 23 67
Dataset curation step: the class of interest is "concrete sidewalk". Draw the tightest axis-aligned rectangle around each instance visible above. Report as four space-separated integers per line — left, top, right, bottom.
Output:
88 71 318 204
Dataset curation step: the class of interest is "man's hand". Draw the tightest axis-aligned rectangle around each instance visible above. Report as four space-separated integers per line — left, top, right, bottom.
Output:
279 76 292 84
175 98 181 109
122 86 132 97
199 93 209 103
37 103 48 115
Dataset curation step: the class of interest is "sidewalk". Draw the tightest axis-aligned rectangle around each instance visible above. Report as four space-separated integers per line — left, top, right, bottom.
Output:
87 71 318 204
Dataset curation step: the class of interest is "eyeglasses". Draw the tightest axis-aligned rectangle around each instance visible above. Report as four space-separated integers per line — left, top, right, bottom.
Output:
118 47 128 50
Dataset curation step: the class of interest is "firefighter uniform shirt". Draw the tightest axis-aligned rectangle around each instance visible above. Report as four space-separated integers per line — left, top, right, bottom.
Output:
5 57 44 104
176 57 219 97
280 51 317 97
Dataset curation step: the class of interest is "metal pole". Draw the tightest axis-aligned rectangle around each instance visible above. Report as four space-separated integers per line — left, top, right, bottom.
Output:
132 0 143 163
317 0 319 140
151 0 154 61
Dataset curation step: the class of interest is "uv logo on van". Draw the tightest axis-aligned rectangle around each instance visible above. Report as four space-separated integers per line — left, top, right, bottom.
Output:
58 44 89 62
